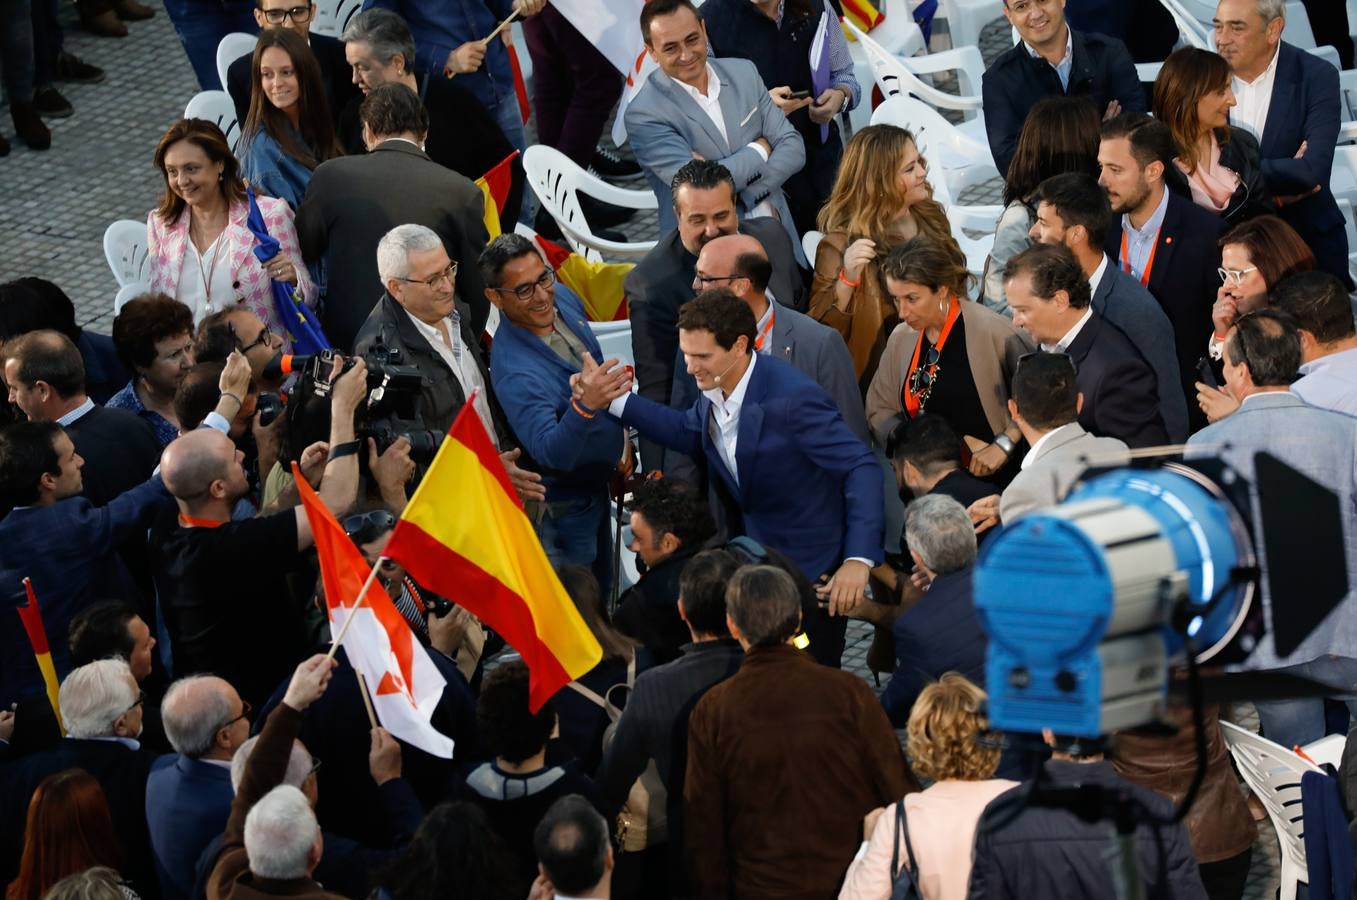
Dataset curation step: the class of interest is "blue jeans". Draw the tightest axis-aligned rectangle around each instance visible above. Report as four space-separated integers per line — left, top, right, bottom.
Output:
535 490 613 601
1253 654 1357 749
162 0 256 90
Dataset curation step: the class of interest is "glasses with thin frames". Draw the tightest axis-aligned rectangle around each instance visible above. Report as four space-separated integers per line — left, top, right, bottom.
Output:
396 263 458 290
693 273 745 288
493 269 555 302
261 4 311 23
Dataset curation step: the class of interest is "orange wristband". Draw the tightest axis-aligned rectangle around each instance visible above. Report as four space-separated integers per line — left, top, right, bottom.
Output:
838 268 861 288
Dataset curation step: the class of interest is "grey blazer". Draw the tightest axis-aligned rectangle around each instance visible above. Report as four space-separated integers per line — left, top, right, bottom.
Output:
1185 391 1357 669
999 423 1129 523
624 57 807 262
1091 258 1189 443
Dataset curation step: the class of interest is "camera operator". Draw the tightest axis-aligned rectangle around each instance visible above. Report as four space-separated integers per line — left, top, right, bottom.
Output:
194 309 287 393
174 361 266 518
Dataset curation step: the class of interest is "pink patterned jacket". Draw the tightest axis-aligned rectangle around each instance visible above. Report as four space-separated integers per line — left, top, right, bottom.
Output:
146 194 316 342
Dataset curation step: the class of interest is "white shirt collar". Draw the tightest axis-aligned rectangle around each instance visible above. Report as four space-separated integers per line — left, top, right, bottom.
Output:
56 397 95 426
1087 254 1109 298
702 351 757 412
671 63 719 102
201 757 233 769
1041 306 1094 353
84 735 141 751
1235 44 1281 88
1024 24 1073 66
1022 421 1079 470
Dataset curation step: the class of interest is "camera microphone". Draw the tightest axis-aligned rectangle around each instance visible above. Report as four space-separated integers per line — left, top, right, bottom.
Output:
263 353 312 382
712 356 741 387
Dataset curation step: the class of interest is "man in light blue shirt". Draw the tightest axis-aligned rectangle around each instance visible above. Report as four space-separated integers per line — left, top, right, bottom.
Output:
1272 270 1357 417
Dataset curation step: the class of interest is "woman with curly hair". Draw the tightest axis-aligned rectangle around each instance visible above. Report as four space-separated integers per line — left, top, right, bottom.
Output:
809 124 965 391
839 673 1017 900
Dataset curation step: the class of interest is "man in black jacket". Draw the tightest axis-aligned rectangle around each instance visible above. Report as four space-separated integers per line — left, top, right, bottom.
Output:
983 0 1145 177
624 160 805 477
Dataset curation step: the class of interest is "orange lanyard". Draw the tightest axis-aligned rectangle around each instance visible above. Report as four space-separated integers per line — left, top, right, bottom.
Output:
178 513 226 529
902 298 960 418
1120 226 1162 288
754 307 776 352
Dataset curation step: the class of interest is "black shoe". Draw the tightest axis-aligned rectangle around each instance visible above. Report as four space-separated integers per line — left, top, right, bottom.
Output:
56 52 106 84
579 193 636 229
33 86 73 118
12 103 52 150
590 145 641 178
0 133 10 157
534 207 628 246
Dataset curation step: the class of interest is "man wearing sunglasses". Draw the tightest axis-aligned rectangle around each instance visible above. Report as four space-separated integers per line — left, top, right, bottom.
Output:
224 0 358 126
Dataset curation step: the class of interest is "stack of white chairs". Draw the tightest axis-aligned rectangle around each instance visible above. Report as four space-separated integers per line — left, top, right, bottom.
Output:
310 0 362 39
522 144 658 262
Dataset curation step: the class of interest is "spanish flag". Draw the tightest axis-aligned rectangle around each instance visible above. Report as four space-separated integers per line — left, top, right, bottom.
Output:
16 578 63 733
475 150 520 239
382 397 602 711
841 0 885 34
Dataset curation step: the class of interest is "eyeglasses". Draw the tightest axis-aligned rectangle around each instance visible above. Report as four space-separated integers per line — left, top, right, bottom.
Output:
395 263 458 290
492 269 555 302
1217 266 1259 286
693 273 744 287
343 509 397 545
120 690 146 719
261 4 312 23
908 344 941 395
230 322 274 354
217 700 253 732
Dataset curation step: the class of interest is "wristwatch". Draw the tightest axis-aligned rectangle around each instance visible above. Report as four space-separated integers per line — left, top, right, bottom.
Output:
994 434 1015 455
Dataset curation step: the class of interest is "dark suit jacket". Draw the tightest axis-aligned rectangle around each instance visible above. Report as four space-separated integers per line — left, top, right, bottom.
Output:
1064 312 1168 448
982 28 1145 177
617 354 883 581
881 567 986 727
624 218 804 475
226 32 356 132
66 404 162 506
1105 189 1224 431
612 547 699 665
295 140 491 350
146 755 234 900
1091 259 1188 442
1250 41 1351 286
0 738 158 897
78 331 131 405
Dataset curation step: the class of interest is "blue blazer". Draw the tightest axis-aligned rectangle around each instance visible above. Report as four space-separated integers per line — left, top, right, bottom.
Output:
881 567 986 727
146 755 234 900
1248 41 1351 286
617 353 883 580
489 284 626 500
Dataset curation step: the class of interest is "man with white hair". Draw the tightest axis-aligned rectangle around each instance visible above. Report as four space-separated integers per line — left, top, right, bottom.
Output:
146 675 252 900
0 658 158 895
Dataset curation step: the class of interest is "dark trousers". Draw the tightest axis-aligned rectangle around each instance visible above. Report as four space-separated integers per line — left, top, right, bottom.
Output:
522 3 623 166
1300 0 1354 69
162 0 256 90
1197 847 1252 900
0 0 34 102
30 0 60 86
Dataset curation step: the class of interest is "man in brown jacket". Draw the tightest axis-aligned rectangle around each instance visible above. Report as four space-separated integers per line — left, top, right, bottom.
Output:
684 565 918 899
207 655 344 900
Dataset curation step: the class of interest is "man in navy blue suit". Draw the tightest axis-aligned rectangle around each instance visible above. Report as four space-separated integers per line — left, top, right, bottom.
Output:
575 289 884 666
1214 0 1352 287
146 675 252 900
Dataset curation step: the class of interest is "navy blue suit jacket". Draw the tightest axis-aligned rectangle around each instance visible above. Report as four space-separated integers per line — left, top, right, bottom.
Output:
616 354 884 579
1249 41 1351 286
1064 312 1169 448
146 755 233 900
881 567 986 727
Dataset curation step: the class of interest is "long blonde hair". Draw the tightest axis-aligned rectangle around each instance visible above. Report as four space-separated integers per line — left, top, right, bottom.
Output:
817 124 952 247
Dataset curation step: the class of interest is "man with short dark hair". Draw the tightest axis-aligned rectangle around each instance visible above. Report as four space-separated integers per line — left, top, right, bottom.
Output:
625 160 804 476
999 352 1130 522
296 83 490 348
1006 243 1167 447
890 414 994 509
0 278 128 404
1271 271 1357 416
1030 172 1187 441
534 795 614 900
68 600 156 679
596 548 743 895
195 308 286 392
613 478 716 663
1186 309 1357 749
685 565 915 898
225 0 356 126
1099 113 1224 430
984 0 1144 177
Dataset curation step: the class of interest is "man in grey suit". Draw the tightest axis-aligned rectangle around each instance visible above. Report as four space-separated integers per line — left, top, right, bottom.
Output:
295 83 490 351
670 234 867 442
625 0 806 262
1029 173 1188 442
1186 309 1357 749
999 352 1129 523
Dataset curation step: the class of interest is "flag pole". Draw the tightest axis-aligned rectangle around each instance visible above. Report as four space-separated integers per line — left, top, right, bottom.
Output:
356 672 378 729
325 558 385 661
483 8 519 43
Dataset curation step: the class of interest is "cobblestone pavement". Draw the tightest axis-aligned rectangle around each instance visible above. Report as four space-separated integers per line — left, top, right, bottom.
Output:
3 6 1284 896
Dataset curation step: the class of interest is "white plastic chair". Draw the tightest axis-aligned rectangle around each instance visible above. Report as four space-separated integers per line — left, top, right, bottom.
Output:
1301 733 1348 770
589 320 635 370
933 0 1004 53
1330 145 1357 215
1220 721 1318 900
868 94 1000 197
522 145 657 261
310 0 362 38
103 219 152 288
184 90 242 154
1340 69 1357 123
215 32 256 97
1337 199 1357 284
1157 0 1211 49
113 282 151 315
842 18 985 126
843 5 927 135
802 230 823 268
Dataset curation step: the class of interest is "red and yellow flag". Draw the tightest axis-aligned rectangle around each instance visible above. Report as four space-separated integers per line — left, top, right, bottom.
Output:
841 0 885 34
16 578 63 733
383 399 602 711
475 150 520 239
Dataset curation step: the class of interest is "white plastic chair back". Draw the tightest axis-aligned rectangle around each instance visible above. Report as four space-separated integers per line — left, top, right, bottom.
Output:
868 94 997 183
802 230 823 268
1338 199 1357 284
1340 70 1357 130
311 0 362 38
588 320 635 370
1331 145 1357 214
1282 1 1317 47
113 282 151 315
934 0 1004 53
184 90 242 154
103 220 152 288
522 144 657 261
1220 721 1314 900
842 18 982 115
215 32 257 97
1157 0 1211 48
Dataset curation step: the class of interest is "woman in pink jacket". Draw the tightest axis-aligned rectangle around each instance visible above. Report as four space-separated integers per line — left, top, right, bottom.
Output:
840 673 1018 900
146 118 315 345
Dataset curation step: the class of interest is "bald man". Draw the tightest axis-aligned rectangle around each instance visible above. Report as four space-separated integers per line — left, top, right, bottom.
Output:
150 358 369 707
672 234 869 442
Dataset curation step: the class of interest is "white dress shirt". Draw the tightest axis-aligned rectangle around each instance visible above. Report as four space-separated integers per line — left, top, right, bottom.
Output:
1087 253 1109 299
177 233 236 323
1022 422 1079 470
1230 45 1281 143
402 308 498 447
1119 187 1170 283
670 64 776 219
1041 306 1094 352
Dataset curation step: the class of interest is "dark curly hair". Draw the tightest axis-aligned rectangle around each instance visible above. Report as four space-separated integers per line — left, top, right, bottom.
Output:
628 477 715 550
378 801 524 900
111 293 194 372
476 660 557 764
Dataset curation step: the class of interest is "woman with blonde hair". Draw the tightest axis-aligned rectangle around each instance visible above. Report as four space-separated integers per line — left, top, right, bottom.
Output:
839 673 1017 900
810 124 963 391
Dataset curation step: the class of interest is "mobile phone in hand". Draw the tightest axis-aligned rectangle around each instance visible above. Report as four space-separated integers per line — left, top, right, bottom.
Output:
786 89 812 100
1195 356 1219 390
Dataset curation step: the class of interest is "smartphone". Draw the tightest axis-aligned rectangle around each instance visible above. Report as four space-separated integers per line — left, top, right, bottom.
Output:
1195 356 1219 389
786 89 812 100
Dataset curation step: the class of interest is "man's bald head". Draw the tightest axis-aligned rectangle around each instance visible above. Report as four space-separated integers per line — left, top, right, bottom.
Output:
160 428 235 501
703 234 772 300
162 675 240 757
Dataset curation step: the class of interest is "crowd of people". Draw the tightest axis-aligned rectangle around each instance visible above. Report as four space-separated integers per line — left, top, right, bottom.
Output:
3 0 1357 897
